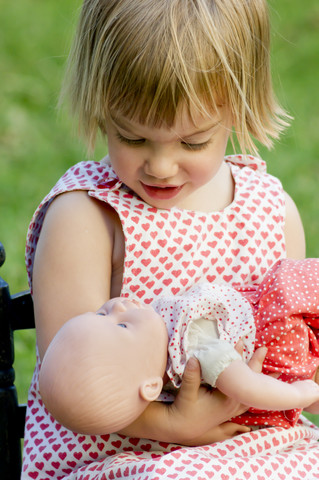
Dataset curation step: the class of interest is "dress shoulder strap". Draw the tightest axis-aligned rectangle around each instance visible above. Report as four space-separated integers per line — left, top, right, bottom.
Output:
25 160 121 290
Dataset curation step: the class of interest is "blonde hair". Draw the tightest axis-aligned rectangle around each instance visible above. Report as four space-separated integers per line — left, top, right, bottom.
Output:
62 0 290 154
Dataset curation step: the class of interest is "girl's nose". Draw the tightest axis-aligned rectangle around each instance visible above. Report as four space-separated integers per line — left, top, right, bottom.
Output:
144 152 178 179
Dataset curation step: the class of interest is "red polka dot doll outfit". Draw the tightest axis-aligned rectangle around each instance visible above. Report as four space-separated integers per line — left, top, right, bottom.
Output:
22 156 319 480
154 259 319 429
236 258 319 428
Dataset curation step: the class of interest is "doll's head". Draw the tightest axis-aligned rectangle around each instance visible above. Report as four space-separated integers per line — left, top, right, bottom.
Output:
62 0 289 155
39 298 168 434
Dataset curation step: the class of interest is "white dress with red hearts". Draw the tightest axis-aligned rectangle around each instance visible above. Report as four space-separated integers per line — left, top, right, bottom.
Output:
22 155 319 480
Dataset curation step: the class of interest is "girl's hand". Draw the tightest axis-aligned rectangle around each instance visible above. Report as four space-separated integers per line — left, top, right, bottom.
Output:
165 358 246 445
120 348 267 445
185 422 251 446
165 347 268 446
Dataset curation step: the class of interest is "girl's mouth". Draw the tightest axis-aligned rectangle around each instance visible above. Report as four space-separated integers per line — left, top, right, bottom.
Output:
140 182 183 200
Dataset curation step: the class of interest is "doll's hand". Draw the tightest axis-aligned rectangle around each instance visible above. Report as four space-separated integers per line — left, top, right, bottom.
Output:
289 379 319 411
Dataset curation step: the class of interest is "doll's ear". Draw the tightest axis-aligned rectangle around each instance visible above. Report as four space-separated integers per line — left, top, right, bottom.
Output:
139 377 163 402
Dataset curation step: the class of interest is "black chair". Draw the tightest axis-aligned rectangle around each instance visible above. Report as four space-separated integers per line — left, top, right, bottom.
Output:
0 242 34 480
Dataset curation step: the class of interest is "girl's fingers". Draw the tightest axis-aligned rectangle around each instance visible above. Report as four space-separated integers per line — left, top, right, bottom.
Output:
247 347 268 373
179 357 202 401
234 339 244 357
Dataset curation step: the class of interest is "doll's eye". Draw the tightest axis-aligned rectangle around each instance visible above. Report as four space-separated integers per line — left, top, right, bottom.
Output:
118 323 127 328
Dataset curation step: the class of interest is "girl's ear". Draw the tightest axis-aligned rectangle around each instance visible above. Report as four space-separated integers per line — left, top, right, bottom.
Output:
139 377 163 402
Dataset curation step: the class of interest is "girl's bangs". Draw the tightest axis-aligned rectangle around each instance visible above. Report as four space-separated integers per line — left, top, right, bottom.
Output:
105 61 224 129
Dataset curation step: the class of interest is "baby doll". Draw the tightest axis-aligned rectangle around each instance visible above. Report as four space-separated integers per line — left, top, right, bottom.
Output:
39 258 319 435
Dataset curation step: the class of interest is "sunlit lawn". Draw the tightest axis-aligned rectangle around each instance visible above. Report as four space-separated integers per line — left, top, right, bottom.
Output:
0 0 318 426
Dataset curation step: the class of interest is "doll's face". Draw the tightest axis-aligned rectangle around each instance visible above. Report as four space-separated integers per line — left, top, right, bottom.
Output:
94 298 169 378
96 298 166 342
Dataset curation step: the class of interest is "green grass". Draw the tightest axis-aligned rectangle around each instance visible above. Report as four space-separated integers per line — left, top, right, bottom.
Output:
1 0 319 426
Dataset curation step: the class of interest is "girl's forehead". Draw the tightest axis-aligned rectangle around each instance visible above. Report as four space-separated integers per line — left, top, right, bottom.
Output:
110 105 229 136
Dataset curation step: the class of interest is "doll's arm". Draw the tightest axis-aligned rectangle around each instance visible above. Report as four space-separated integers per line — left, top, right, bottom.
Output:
215 358 319 411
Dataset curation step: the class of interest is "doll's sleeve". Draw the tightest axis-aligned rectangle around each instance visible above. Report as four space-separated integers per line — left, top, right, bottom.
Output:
187 318 241 387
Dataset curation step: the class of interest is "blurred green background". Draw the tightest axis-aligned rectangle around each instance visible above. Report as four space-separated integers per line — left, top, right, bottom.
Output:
0 0 318 426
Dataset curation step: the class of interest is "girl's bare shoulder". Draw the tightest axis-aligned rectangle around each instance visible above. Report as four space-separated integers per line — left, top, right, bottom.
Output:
33 190 124 358
44 189 118 229
283 191 305 260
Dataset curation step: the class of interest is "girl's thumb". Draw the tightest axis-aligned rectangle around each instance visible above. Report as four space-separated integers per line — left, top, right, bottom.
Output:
179 357 202 397
248 346 268 373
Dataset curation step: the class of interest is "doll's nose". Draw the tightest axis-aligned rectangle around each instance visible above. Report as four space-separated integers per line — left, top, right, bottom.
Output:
109 300 127 313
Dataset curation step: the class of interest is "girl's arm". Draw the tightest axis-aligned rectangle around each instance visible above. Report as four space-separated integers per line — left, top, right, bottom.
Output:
283 192 306 259
215 358 319 411
33 191 118 361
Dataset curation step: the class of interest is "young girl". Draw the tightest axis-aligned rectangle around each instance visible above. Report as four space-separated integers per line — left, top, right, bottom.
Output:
22 1 319 479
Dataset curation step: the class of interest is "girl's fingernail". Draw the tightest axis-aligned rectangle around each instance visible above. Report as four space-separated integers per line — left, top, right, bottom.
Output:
187 357 198 370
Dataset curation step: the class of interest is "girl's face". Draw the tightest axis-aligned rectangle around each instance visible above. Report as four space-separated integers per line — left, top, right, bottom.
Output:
105 106 232 210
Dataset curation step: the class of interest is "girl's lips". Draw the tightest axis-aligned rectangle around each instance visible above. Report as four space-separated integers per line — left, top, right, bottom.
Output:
141 182 183 200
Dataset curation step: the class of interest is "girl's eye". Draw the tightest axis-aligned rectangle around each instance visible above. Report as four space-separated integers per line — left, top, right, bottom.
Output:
116 133 145 146
182 141 210 151
118 323 127 329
